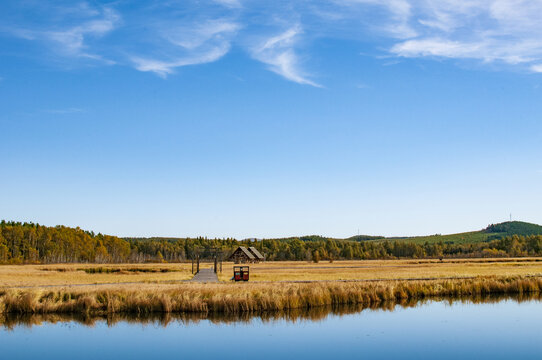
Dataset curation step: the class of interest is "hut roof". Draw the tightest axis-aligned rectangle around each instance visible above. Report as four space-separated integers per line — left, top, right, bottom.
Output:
238 246 255 259
248 246 264 260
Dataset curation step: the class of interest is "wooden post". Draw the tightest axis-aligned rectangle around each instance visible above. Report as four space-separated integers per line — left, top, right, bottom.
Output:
214 256 218 273
196 255 200 273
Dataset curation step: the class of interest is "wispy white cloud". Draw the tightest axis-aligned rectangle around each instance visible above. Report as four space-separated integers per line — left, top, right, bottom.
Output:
389 0 542 70
213 0 242 8
45 8 119 58
162 20 239 50
43 107 86 114
392 38 483 60
131 43 231 77
250 26 321 87
392 37 537 64
130 19 238 77
334 0 416 38
5 0 542 83
7 5 119 62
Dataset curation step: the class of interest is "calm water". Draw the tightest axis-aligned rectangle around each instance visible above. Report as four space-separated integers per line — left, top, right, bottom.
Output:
2 299 542 359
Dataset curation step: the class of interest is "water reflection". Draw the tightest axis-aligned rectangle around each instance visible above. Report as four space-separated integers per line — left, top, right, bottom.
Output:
2 292 541 330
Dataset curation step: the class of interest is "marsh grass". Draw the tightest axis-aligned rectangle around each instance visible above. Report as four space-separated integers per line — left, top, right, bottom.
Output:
0 264 193 287
80 267 175 274
217 258 542 282
2 292 541 330
1 276 542 316
4 259 542 286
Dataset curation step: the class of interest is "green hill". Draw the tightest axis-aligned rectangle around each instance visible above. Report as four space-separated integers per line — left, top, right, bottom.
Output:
484 221 542 236
389 221 542 245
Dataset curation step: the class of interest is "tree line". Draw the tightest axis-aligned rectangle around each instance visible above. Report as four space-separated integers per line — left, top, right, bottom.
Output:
1 220 542 264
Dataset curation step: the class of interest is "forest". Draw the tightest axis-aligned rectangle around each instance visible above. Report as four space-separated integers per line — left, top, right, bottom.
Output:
1 220 542 263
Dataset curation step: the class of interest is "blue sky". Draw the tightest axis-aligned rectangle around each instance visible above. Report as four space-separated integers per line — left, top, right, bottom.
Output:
1 0 541 238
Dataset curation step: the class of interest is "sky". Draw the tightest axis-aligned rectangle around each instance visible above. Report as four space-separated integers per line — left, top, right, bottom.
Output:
1 0 541 239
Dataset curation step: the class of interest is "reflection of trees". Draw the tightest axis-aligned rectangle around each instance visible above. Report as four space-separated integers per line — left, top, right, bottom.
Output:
2 293 541 330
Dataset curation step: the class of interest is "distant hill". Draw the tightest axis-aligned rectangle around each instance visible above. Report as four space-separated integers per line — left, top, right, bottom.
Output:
125 221 542 246
347 235 386 241
484 221 542 236
389 221 542 245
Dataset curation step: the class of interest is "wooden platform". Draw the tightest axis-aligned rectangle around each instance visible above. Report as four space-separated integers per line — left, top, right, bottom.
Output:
190 267 218 283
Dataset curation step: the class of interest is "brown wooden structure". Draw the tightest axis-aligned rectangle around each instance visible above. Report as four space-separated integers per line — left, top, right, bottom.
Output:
233 266 249 281
191 247 223 274
228 246 264 264
248 246 264 262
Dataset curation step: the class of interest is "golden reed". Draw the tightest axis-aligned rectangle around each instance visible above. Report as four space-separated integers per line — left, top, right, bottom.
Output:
1 276 541 315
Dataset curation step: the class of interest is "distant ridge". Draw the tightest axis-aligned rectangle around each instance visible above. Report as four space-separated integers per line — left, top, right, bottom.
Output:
484 221 542 236
123 221 542 245
378 221 542 245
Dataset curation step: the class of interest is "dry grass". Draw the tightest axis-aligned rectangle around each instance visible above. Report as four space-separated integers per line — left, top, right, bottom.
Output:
4 293 541 329
2 259 542 316
218 258 542 281
0 263 194 287
1 276 542 316
3 258 542 287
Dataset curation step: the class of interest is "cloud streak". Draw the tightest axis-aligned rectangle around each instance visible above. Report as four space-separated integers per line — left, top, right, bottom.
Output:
213 0 243 9
130 19 239 77
388 0 542 70
7 5 119 62
338 0 416 38
45 7 119 58
4 0 542 84
131 43 231 77
250 26 321 87
43 107 86 114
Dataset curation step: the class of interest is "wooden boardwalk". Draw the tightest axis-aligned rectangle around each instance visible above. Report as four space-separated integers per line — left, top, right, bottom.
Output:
190 267 219 283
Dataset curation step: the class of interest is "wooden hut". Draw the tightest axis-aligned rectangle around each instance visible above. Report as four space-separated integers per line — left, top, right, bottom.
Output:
248 247 265 262
228 246 255 264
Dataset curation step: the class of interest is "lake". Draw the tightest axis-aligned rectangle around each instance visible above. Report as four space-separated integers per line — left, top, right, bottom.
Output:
2 297 541 359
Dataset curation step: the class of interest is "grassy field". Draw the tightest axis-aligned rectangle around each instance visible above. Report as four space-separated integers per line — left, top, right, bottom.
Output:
2 259 542 287
217 258 542 282
0 263 194 287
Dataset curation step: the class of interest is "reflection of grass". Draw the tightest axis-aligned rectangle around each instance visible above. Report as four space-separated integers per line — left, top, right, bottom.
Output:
1 276 542 316
217 259 542 282
3 292 541 329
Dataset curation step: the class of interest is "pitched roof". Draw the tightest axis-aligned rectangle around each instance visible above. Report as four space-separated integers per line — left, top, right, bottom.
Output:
248 246 264 260
238 246 255 259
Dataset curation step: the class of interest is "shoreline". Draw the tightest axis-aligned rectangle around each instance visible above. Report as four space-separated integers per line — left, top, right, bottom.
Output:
2 292 541 328
2 276 542 316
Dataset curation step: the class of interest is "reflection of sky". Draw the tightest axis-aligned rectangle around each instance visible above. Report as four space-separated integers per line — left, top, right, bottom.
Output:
2 300 541 359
